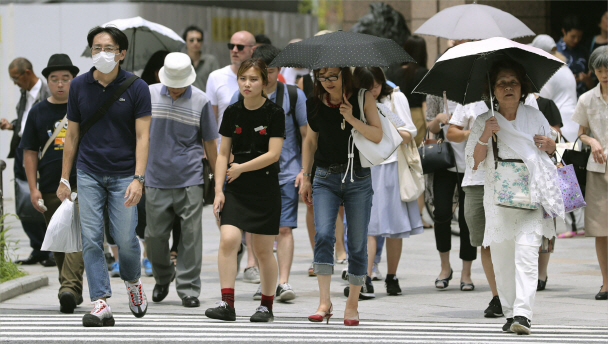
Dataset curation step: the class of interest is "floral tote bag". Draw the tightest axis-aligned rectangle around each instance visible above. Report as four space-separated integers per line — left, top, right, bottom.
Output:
492 138 538 210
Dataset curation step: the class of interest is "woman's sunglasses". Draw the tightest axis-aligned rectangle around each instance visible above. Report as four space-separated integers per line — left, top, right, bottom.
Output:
227 43 253 51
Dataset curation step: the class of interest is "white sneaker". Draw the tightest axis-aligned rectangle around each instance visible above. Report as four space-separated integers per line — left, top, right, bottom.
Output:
125 280 148 318
82 299 115 327
243 266 261 284
253 284 262 300
276 283 296 302
372 262 383 281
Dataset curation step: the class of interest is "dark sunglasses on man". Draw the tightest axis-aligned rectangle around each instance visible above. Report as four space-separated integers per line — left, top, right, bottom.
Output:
227 43 253 51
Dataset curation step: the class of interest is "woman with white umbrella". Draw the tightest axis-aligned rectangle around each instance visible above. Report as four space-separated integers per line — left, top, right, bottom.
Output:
466 58 562 335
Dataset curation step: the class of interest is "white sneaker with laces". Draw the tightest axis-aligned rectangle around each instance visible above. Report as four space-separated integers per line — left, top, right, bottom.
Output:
253 284 262 300
243 266 261 283
125 280 148 318
82 299 115 327
372 262 383 281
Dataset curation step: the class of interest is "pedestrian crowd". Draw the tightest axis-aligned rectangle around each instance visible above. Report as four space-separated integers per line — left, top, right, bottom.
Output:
1 10 606 336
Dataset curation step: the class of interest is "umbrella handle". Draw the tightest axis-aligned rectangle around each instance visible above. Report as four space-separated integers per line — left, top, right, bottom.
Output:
487 72 497 142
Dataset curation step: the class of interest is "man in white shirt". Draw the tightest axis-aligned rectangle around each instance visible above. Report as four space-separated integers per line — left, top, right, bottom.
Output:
1 57 52 266
206 31 255 127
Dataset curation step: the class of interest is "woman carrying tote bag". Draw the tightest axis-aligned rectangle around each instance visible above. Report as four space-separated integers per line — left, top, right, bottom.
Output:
353 67 423 297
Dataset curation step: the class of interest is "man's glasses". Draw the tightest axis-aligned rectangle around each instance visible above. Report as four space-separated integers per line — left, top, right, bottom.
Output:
227 43 253 51
189 38 202 43
10 72 25 82
49 78 71 85
317 71 342 82
91 46 119 54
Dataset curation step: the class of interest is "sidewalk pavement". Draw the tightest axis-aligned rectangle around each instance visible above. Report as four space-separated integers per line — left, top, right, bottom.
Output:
1 199 606 327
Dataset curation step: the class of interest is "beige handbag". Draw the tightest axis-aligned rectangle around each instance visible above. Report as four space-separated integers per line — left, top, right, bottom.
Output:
389 88 424 202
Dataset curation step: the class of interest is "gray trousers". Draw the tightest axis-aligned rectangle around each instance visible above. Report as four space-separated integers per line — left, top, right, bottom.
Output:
145 185 204 299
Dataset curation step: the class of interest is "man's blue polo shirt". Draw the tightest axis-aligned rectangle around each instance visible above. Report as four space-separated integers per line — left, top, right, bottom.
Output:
556 38 589 97
67 67 151 176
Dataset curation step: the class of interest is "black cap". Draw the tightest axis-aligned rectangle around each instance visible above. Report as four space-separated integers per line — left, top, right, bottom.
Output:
42 54 79 79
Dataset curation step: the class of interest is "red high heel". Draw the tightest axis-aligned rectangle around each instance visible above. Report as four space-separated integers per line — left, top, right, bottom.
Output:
308 304 333 324
344 312 359 326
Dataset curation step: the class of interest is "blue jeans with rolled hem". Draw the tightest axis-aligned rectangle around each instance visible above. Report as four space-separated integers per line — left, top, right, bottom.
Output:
312 166 373 286
77 169 141 301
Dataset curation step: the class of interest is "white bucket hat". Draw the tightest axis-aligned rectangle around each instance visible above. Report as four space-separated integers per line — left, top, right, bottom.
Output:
158 52 196 88
529 34 557 54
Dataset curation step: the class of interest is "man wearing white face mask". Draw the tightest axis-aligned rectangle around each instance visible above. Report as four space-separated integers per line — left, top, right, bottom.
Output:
57 26 152 327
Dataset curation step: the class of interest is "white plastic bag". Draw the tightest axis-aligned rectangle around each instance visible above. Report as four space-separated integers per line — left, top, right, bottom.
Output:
41 193 82 252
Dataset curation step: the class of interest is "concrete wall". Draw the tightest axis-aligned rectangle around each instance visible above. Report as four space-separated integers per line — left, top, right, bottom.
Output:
0 2 317 201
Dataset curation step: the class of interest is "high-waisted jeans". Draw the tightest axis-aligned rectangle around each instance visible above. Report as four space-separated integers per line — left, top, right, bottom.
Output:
312 166 373 286
78 169 140 301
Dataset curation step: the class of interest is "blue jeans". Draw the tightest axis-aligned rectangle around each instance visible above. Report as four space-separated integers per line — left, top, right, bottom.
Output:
312 166 373 286
77 169 140 300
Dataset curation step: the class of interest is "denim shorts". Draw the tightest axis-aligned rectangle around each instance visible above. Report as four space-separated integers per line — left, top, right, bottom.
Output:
280 182 298 228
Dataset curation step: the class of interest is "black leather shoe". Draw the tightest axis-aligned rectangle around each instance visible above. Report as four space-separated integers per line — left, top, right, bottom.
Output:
40 255 57 267
152 283 170 302
182 296 200 308
59 291 77 314
596 286 608 300
15 253 46 265
537 276 548 291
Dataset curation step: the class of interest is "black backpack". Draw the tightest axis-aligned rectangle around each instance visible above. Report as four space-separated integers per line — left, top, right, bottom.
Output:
239 81 302 152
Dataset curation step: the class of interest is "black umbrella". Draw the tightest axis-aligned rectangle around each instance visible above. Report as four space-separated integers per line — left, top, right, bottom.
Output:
269 31 415 69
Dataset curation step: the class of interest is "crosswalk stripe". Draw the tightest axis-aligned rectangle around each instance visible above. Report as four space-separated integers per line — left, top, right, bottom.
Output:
1 314 606 343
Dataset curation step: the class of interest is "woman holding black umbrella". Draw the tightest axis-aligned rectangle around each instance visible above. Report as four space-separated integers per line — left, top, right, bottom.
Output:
466 58 562 335
300 67 382 326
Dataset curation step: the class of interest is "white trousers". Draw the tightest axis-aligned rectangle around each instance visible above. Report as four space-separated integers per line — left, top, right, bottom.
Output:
491 232 542 320
565 207 585 231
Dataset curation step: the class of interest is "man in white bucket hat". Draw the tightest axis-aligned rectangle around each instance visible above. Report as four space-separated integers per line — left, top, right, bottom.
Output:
144 52 218 308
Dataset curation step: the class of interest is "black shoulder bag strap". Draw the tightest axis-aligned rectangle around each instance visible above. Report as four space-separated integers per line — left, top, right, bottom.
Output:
79 75 139 139
276 82 302 153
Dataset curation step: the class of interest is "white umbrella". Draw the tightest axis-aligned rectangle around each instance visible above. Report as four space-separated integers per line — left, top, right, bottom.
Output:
82 16 185 72
414 3 535 40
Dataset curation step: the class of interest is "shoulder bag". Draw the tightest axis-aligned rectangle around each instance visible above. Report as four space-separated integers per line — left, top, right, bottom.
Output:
353 89 403 167
542 154 586 218
417 127 455 174
492 136 538 210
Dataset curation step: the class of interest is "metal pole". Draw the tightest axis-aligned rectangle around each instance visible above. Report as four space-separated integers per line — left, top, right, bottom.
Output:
0 159 5 218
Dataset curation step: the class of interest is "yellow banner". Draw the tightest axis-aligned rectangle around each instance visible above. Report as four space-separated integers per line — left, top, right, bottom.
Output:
212 17 265 42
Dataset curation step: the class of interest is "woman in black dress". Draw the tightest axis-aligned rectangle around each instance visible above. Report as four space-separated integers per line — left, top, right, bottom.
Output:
205 58 285 323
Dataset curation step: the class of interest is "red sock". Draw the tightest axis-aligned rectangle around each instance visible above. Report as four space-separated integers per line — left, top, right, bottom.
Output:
221 288 235 308
261 293 274 311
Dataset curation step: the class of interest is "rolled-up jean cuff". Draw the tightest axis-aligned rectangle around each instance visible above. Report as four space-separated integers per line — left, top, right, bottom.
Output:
348 274 366 286
313 263 334 275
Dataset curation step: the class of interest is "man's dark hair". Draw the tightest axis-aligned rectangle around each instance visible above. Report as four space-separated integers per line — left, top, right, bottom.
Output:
182 25 204 41
255 34 272 45
561 15 583 33
8 57 33 74
87 26 129 52
251 44 280 66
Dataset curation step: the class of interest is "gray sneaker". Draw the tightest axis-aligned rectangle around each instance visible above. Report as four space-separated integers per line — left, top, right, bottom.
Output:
82 299 115 327
276 283 296 302
243 266 260 284
253 284 262 300
371 262 383 281
125 280 148 318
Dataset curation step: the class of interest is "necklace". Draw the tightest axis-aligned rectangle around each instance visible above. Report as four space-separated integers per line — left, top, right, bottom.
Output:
326 93 342 108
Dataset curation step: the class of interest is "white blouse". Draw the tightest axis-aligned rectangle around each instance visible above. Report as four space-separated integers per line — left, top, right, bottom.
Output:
378 90 417 165
571 83 608 173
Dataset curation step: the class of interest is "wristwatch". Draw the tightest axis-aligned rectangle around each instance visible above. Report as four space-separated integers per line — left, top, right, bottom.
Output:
134 175 145 184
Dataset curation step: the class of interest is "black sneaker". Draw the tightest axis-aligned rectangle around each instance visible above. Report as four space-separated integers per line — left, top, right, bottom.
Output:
250 306 274 322
59 291 77 314
276 283 296 302
511 316 531 335
484 295 504 318
360 278 375 300
502 318 514 332
205 301 236 321
385 276 402 296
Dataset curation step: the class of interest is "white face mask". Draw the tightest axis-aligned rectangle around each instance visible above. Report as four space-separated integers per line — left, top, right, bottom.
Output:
92 51 119 74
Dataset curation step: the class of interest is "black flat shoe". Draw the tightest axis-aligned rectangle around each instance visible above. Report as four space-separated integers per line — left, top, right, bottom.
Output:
40 255 56 267
460 281 475 291
152 283 170 302
250 306 274 322
205 301 236 321
59 291 77 314
596 286 608 300
537 276 548 291
435 269 453 289
182 296 200 308
15 253 46 265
